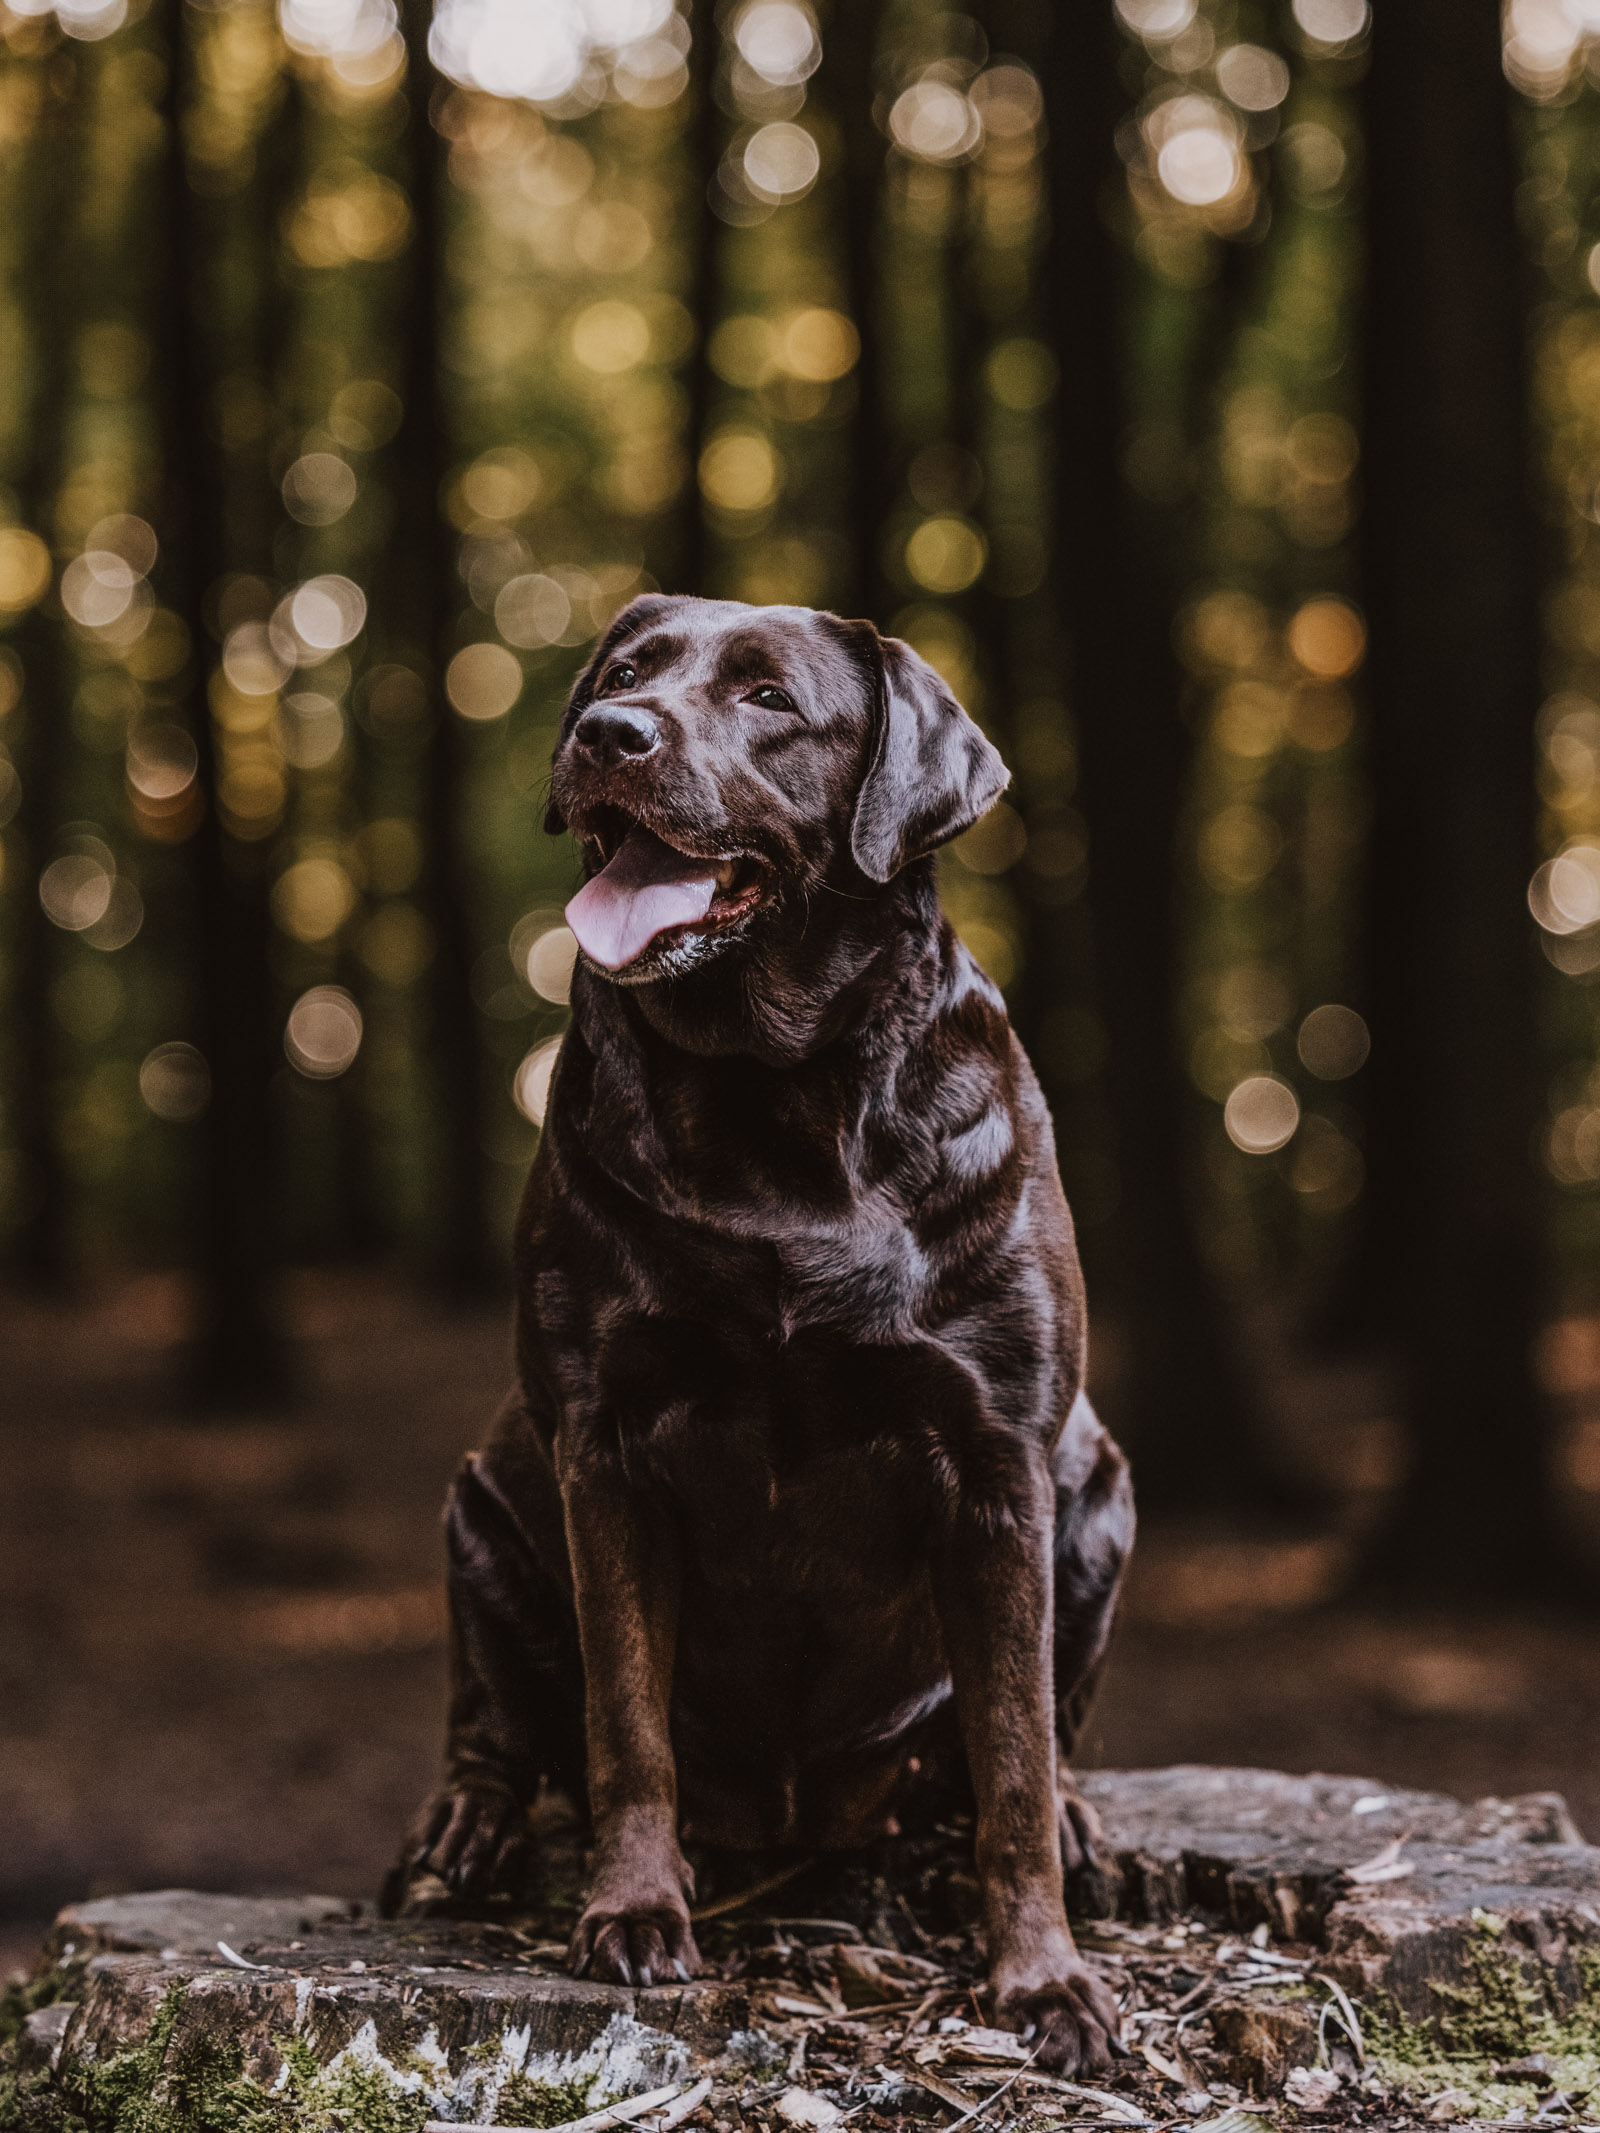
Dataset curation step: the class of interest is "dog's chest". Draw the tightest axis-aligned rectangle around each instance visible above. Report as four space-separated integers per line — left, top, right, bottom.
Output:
613 1317 968 1583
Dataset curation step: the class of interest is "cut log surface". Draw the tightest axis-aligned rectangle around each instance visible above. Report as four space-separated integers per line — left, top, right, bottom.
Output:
1076 1765 1599 2020
40 1889 750 2122
20 1767 1600 2123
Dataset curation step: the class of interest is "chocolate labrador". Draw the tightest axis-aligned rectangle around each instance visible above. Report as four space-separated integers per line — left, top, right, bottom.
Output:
387 597 1135 2073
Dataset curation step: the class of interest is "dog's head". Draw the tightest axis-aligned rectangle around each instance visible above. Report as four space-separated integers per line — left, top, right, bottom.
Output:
546 595 1008 986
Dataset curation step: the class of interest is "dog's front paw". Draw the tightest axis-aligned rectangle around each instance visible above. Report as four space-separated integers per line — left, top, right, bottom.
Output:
996 1960 1122 2076
569 1886 702 1987
383 1781 530 1914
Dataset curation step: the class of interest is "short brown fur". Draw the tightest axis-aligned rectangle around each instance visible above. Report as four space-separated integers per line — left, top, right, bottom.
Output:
388 597 1135 2074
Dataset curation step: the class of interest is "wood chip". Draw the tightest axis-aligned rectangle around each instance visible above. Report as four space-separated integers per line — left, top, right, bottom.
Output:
656 2077 713 2130
901 2066 975 2112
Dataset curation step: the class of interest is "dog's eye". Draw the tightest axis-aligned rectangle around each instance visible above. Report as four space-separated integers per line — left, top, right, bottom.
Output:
605 663 637 692
748 685 791 711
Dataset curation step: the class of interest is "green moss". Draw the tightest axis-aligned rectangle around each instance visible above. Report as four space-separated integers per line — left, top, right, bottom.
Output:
0 1965 89 2055
1364 1920 1600 2119
492 2070 602 2126
0 1979 432 2133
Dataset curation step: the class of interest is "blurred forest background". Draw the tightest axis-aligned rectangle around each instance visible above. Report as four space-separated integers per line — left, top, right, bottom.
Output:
13 0 1600 1938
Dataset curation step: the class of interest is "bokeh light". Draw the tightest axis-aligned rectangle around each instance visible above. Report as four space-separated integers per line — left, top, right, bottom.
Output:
1146 97 1244 209
280 0 405 88
733 2 819 86
1297 1005 1371 1080
781 308 858 381
986 340 1057 412
87 513 157 576
525 923 578 1004
126 725 198 805
905 517 987 595
39 852 113 932
1224 1075 1302 1154
1114 0 1197 42
888 81 981 164
700 431 780 513
61 551 138 629
271 858 357 943
275 693 346 770
282 454 359 527
1287 597 1365 679
970 64 1043 140
447 642 524 720
742 122 821 202
285 986 364 1079
0 528 51 613
1291 0 1369 43
513 1036 563 1124
284 575 367 657
139 1043 211 1122
1531 844 1600 935
1215 44 1291 112
495 574 573 648
222 622 290 697
430 0 677 104
570 299 651 373
83 881 144 953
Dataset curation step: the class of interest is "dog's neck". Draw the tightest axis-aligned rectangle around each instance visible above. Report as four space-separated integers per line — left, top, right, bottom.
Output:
572 860 948 1069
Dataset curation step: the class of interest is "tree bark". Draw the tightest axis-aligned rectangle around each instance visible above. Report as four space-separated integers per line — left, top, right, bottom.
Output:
819 0 892 625
397 0 494 1293
1040 8 1302 1511
1356 0 1561 1593
678 0 721 598
157 0 288 1401
8 50 85 1286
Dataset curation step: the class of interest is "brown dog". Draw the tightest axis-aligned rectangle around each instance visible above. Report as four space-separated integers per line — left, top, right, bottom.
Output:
388 597 1135 2073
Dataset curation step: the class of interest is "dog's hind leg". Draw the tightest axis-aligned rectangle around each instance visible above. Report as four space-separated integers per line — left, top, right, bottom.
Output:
1050 1392 1135 1873
383 1418 585 1914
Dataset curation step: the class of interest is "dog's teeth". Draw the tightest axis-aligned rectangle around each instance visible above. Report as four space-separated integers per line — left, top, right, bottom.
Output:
714 859 737 888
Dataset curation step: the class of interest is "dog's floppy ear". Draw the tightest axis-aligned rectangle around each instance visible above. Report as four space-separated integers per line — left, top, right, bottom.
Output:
849 630 1010 883
543 594 674 833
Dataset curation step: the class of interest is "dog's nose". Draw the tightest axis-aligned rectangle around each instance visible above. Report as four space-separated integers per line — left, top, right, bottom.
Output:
574 703 660 762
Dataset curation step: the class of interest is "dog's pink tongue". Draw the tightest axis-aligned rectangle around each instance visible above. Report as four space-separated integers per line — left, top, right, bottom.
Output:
567 826 719 971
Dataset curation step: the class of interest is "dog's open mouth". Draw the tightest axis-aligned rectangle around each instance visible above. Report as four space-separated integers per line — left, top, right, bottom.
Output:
566 809 767 972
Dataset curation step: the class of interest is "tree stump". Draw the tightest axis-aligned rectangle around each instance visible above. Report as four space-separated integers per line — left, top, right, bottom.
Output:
10 1767 1600 2127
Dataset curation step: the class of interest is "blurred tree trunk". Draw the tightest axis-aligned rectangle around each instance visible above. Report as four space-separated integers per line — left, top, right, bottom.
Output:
158 0 288 1401
679 0 720 597
1356 0 1561 1592
820 0 892 625
9 53 85 1286
1040 7 1301 1511
397 0 494 1292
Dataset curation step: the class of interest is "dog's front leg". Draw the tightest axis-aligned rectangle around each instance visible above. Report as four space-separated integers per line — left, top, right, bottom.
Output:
932 1456 1121 2075
561 1444 701 1987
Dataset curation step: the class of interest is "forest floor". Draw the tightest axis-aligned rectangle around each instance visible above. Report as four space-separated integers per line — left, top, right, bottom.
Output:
8 1264 1600 2019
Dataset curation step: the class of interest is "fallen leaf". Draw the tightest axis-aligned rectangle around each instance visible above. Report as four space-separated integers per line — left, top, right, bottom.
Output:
1285 2065 1341 2108
944 2026 1029 2062
833 1944 904 2007
771 1993 836 2020
1141 2041 1186 2083
775 2088 841 2129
